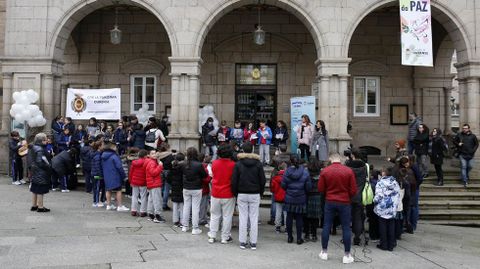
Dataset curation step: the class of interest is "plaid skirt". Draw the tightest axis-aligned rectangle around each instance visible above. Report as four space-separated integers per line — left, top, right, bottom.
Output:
306 195 323 219
284 203 306 214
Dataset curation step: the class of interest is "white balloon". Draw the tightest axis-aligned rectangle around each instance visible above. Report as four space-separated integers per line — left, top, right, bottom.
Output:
12 92 20 103
26 89 39 103
28 105 40 115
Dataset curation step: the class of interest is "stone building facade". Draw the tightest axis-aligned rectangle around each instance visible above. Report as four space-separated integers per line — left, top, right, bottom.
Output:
0 0 479 174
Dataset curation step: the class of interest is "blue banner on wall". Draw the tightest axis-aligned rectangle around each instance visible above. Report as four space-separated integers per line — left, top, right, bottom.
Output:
290 96 316 154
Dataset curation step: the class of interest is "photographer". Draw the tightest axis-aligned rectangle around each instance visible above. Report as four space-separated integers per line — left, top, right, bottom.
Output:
344 148 367 246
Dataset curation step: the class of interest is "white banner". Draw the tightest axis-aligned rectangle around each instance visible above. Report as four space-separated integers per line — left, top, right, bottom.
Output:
400 0 433 66
66 88 121 120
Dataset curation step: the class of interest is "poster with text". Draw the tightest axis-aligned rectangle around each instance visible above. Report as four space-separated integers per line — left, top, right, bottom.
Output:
290 96 316 154
400 0 433 66
66 88 121 120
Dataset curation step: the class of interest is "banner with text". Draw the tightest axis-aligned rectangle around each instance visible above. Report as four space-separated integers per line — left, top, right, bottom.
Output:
400 0 433 66
66 88 121 120
290 96 316 154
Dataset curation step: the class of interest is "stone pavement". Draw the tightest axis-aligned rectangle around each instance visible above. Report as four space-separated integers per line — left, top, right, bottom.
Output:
0 176 479 269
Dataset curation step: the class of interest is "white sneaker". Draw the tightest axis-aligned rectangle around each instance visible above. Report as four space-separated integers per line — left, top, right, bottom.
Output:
51 188 59 191
12 181 21 185
92 203 98 207
208 237 215 243
106 204 117 211
181 226 188 233
117 205 130 212
342 254 354 264
319 251 328 261
192 228 202 235
61 189 70 193
19 179 27 184
76 164 80 168
97 202 104 207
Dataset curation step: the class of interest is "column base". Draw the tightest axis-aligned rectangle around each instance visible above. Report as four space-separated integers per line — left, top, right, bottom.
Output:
167 133 201 153
329 135 352 155
0 132 10 174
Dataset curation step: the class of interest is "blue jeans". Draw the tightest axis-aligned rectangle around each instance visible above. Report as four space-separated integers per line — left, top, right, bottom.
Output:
322 202 352 253
162 182 171 208
410 189 420 230
460 156 474 184
60 176 68 190
270 196 276 221
408 140 415 155
93 179 106 204
83 169 92 193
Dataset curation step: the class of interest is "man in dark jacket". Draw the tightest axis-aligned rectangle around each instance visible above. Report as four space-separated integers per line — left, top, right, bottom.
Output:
51 148 77 192
202 117 217 159
345 149 367 246
159 115 169 142
231 142 266 250
407 113 422 154
454 123 479 187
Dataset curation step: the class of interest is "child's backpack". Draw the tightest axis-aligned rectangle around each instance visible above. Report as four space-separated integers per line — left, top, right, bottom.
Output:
145 129 157 143
362 163 374 206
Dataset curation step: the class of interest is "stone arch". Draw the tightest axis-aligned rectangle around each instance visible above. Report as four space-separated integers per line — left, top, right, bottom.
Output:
193 0 325 59
342 0 471 63
49 0 177 62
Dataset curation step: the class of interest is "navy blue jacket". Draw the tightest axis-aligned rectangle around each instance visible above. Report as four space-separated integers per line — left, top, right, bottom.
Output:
131 129 146 149
273 127 289 147
51 121 64 135
281 166 312 205
80 145 94 171
91 151 103 179
64 122 75 134
9 138 20 159
101 149 126 191
56 133 71 152
72 130 87 144
114 128 128 145
51 150 75 177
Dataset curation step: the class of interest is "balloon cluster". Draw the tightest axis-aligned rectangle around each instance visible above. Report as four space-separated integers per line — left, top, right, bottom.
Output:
9 89 47 127
198 105 219 133
136 104 153 126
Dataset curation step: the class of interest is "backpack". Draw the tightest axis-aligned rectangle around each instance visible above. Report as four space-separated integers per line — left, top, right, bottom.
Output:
362 163 374 206
145 129 157 143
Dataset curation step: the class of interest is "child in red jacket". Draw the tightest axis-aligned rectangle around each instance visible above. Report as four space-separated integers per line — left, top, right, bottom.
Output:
129 149 148 217
270 162 288 233
199 154 212 226
144 150 165 223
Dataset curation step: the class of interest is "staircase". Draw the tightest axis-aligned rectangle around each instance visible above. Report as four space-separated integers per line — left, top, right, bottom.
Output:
260 164 480 227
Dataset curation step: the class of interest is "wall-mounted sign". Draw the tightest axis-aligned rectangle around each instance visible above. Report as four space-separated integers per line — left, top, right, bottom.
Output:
236 64 276 85
66 88 121 120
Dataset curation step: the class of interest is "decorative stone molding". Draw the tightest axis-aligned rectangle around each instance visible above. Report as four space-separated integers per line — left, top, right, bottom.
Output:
120 58 166 76
349 60 389 77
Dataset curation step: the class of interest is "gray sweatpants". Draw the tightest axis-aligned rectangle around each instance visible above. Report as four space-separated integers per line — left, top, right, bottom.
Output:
259 144 270 164
275 202 286 227
131 186 147 213
237 193 260 244
199 194 210 223
182 189 202 229
147 187 162 215
172 202 183 223
208 197 236 241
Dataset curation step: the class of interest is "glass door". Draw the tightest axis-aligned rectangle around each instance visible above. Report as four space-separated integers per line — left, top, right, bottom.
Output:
236 90 276 128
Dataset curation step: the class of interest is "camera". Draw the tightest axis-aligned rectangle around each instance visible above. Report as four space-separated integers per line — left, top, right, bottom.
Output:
343 147 352 159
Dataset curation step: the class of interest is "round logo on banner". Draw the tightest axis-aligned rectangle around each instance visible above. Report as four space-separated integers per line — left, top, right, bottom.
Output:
251 68 261 80
71 94 87 114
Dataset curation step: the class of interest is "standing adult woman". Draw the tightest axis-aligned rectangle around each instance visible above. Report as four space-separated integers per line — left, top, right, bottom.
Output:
273 120 289 152
281 154 312 244
29 133 52 212
311 120 329 164
413 124 430 177
296 115 314 161
430 128 446 186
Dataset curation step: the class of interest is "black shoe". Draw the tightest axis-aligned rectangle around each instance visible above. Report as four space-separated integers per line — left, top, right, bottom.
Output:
376 244 388 251
275 227 281 233
311 235 318 242
267 220 275 226
147 214 155 221
304 234 310 242
297 239 304 245
287 236 293 243
37 207 50 213
433 181 444 186
353 238 361 246
162 206 171 211
30 206 38 211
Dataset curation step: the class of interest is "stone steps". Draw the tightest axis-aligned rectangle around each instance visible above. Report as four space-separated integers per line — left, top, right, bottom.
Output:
418 210 480 220
419 200 480 210
419 192 480 201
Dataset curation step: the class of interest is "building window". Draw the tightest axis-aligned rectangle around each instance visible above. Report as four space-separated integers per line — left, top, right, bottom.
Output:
353 76 380 117
131 75 156 113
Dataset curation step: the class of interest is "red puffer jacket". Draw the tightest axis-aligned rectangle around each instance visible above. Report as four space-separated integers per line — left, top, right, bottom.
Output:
201 163 211 195
270 170 286 203
129 158 147 187
144 157 163 189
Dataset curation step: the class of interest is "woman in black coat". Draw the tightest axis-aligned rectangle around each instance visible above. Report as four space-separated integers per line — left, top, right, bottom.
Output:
29 133 52 212
430 128 446 186
167 153 185 226
413 124 430 177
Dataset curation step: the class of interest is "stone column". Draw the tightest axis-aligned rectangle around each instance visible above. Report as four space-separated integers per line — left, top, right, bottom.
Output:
42 74 54 133
316 58 352 153
53 76 62 118
413 87 423 117
465 78 480 133
443 87 453 134
1 73 13 133
168 57 203 152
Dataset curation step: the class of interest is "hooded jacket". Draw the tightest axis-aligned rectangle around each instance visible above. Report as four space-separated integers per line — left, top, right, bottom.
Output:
211 158 236 199
129 157 147 187
158 151 174 171
101 149 126 191
202 122 216 146
281 166 312 205
131 129 146 149
80 145 94 171
167 160 185 202
52 150 75 177
182 160 208 190
30 144 51 185
144 157 163 189
91 151 103 179
231 153 266 196
374 176 401 219
270 170 286 203
345 159 367 204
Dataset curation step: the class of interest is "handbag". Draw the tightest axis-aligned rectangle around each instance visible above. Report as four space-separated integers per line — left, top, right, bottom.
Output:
362 163 374 206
